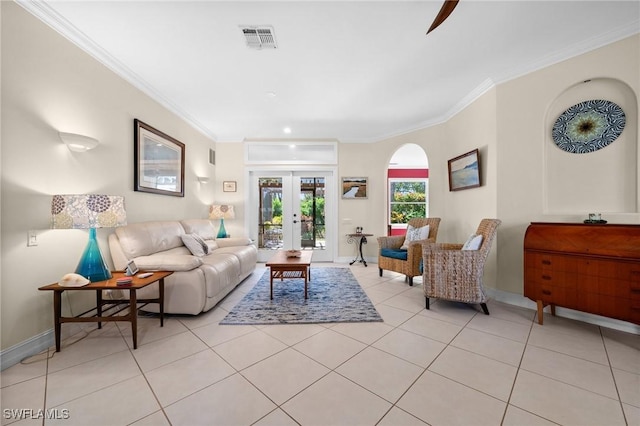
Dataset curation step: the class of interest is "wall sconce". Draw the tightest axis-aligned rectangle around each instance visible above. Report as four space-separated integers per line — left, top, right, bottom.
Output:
59 132 99 152
197 176 210 184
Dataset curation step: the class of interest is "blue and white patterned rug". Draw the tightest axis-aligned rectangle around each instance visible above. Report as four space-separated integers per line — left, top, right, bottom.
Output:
220 268 382 325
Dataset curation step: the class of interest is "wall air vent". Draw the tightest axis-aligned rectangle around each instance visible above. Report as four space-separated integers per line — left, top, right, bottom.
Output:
241 26 277 49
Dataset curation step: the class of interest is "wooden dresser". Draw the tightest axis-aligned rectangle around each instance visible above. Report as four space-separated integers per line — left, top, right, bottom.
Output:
524 222 640 325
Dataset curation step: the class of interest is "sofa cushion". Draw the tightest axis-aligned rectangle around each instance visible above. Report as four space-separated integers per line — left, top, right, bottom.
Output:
180 219 217 240
380 248 408 260
181 233 209 256
400 224 430 250
115 221 186 258
133 254 202 271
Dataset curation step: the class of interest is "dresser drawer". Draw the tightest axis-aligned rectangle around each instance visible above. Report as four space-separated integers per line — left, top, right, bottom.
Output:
528 268 578 288
524 253 580 273
597 296 640 324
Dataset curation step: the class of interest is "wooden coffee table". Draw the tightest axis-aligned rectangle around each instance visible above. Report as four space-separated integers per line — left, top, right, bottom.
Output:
266 250 313 299
38 271 172 351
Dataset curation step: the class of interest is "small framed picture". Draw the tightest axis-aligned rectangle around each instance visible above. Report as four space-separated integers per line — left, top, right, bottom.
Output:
223 181 237 192
342 177 368 199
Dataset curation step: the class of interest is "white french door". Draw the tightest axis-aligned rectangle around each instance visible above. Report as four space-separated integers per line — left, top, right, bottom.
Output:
248 169 335 262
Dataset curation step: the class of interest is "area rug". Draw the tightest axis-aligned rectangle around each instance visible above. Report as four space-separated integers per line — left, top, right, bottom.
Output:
220 268 382 325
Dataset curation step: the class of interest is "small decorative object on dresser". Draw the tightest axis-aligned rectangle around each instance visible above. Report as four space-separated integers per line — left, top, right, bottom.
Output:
524 222 640 325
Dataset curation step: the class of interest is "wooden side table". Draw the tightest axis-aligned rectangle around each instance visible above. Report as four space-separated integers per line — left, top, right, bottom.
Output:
266 250 313 299
347 233 373 267
38 271 172 351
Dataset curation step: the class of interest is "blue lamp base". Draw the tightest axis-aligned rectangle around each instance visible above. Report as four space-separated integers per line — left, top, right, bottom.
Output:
217 218 228 238
75 228 112 282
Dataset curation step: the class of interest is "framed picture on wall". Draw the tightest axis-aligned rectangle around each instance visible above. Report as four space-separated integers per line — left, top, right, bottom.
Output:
342 177 368 199
134 119 185 197
448 149 481 191
223 181 237 192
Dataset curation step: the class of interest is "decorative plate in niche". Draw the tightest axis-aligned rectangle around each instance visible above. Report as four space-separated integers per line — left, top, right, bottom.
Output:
552 99 626 154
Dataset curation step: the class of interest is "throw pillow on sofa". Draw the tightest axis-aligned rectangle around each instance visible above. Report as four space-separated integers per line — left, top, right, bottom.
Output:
400 224 430 250
181 233 210 256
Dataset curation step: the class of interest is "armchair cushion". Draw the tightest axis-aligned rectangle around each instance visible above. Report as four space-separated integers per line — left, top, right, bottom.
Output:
380 248 408 260
400 224 430 250
462 234 483 251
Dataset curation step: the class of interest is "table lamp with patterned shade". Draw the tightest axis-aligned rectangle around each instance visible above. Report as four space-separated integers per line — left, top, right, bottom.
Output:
209 204 235 238
51 194 127 282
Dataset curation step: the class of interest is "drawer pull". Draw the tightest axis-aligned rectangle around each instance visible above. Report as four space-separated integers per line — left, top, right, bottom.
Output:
542 275 552 280
542 289 552 295
631 288 640 294
631 306 640 311
542 260 551 265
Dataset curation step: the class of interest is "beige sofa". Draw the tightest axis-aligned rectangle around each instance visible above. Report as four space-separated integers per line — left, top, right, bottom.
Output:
108 219 257 315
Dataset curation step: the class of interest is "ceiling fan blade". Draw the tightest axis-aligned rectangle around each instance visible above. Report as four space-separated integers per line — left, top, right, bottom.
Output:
427 0 460 34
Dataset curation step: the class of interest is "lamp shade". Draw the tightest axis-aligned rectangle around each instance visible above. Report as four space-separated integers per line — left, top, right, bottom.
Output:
51 194 126 282
209 204 235 220
52 194 127 229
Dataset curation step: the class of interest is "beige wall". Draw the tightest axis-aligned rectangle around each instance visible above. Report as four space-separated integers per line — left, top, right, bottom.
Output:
2 0 638 354
496 34 639 296
1 3 216 350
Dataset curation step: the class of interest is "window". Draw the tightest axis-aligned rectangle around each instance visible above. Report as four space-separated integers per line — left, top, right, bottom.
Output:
389 179 428 225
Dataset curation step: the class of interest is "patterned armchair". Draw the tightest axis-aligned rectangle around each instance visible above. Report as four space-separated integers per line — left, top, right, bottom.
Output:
422 218 501 314
377 217 441 286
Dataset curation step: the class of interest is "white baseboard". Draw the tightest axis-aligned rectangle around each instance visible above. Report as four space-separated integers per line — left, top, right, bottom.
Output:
1 330 53 371
486 288 640 335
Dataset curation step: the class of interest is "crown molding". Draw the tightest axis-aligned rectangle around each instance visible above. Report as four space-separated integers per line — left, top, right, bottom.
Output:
17 1 639 146
16 0 218 142
491 21 640 86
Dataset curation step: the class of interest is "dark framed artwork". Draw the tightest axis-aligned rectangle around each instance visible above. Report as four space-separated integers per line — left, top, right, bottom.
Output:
341 177 368 199
448 149 480 191
134 119 185 197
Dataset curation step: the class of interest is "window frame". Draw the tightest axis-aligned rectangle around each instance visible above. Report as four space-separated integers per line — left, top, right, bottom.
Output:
388 177 429 229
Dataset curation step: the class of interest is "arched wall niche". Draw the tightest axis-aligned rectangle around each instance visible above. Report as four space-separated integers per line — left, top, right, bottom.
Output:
386 143 429 236
544 77 638 214
389 143 429 169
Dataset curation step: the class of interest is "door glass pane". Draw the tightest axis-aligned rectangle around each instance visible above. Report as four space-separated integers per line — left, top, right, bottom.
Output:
300 177 325 250
258 178 283 250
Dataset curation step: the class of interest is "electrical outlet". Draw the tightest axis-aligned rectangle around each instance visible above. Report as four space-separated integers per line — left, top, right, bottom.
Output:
27 230 38 246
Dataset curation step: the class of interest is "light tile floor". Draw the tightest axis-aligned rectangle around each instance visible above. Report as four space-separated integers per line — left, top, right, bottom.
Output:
2 264 639 425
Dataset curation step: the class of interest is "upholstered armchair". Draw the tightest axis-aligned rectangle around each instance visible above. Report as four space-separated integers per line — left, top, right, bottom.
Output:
422 218 501 314
377 217 441 286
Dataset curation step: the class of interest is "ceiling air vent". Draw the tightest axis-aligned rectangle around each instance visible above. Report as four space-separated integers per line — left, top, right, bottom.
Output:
241 26 277 50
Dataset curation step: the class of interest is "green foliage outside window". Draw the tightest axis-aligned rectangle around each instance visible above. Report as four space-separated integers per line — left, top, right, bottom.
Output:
390 181 427 224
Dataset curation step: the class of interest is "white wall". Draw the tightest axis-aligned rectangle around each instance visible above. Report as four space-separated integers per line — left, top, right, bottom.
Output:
1 2 216 351
2 0 638 358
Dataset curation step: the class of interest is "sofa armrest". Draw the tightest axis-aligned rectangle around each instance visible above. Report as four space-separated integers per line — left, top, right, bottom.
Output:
215 237 253 248
133 255 203 271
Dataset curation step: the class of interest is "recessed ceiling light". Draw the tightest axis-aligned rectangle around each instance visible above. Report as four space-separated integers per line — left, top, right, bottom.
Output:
266 91 276 98
283 127 292 134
